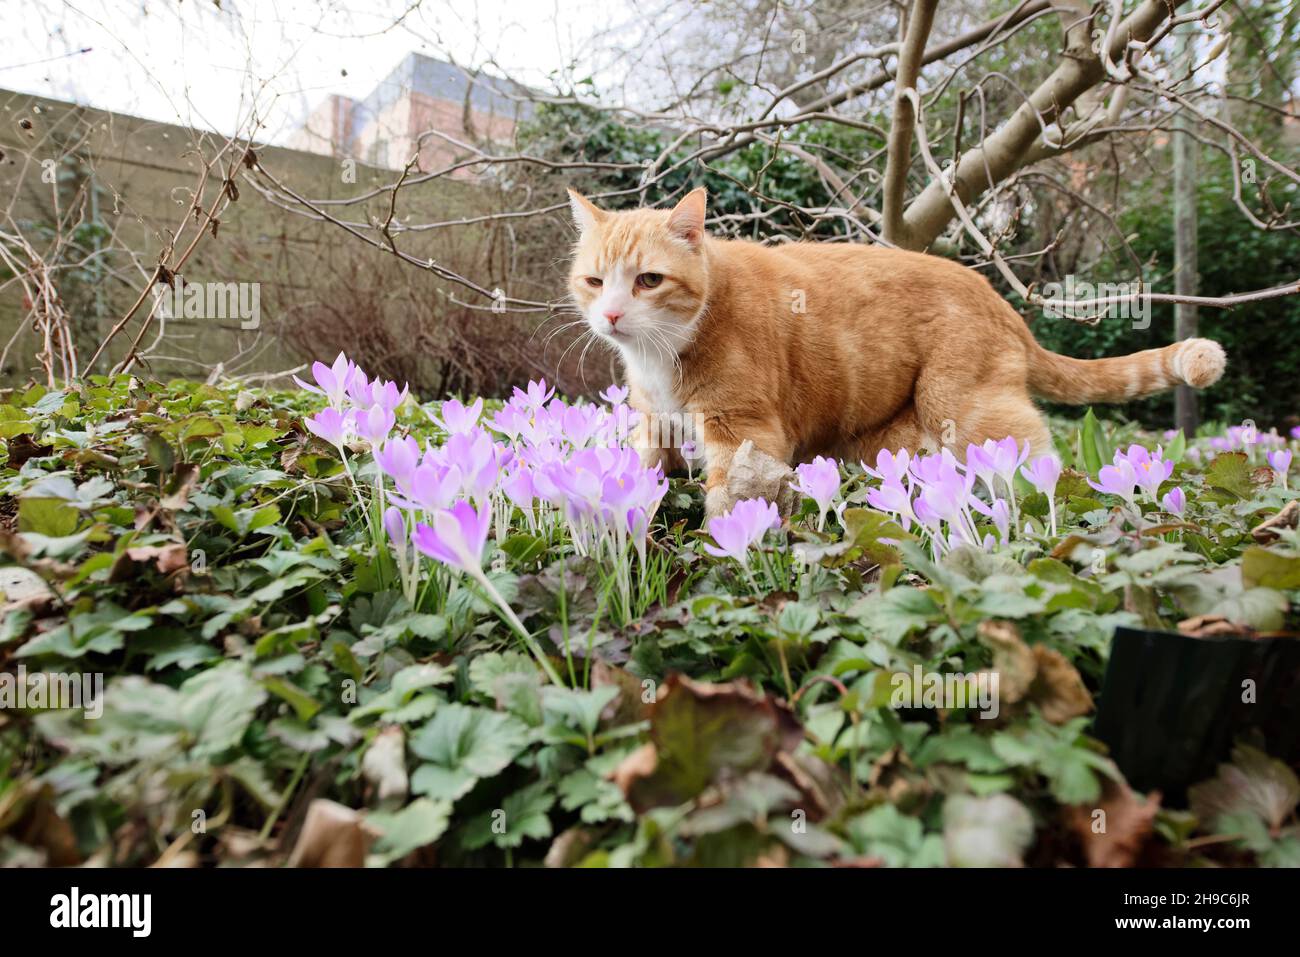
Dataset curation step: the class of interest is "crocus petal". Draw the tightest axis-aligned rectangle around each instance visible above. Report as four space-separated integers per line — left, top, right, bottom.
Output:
383 506 406 543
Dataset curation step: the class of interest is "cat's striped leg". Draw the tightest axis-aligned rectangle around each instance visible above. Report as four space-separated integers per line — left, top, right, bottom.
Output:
952 390 1053 459
699 415 792 519
842 406 931 465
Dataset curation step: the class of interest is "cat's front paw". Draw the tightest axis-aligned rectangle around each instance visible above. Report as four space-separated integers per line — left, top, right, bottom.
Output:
702 440 798 520
704 485 731 521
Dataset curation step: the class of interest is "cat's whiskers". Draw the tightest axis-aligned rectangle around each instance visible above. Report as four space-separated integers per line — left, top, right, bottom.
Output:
643 322 685 387
530 307 585 347
555 327 597 377
637 328 673 380
537 319 589 354
576 331 605 391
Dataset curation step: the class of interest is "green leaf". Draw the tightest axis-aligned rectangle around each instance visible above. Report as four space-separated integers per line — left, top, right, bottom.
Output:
1241 546 1300 590
841 508 913 566
16 603 152 658
542 685 618 737
1205 451 1253 499
367 798 452 865
621 675 796 812
558 767 634 824
17 497 79 537
1189 744 1300 832
462 782 555 850
0 404 36 438
1079 408 1107 475
499 534 547 564
845 804 946 867
179 662 268 758
1165 429 1186 464
1208 587 1288 630
261 677 322 722
991 715 1118 805
409 704 530 802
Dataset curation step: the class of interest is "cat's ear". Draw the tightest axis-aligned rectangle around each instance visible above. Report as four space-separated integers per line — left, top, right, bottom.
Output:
566 189 605 233
667 187 707 247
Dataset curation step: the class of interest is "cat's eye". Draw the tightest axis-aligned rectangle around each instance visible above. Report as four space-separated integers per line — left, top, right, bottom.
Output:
636 272 664 289
585 277 603 288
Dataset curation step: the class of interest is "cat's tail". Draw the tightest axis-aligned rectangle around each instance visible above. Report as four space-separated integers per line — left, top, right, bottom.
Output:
1025 337 1226 404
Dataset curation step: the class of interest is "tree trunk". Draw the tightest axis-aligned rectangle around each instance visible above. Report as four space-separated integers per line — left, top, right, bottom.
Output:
1173 21 1200 435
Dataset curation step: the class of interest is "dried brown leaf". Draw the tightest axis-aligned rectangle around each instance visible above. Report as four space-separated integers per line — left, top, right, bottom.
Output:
1063 779 1161 868
286 799 379 867
1029 645 1094 724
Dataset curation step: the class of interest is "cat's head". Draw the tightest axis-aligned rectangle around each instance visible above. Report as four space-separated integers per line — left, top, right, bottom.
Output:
566 188 710 353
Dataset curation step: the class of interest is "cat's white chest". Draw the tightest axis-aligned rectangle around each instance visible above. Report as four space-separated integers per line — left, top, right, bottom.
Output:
621 346 682 416
620 346 703 464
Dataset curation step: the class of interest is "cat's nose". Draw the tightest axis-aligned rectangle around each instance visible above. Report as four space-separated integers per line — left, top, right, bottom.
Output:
603 308 623 328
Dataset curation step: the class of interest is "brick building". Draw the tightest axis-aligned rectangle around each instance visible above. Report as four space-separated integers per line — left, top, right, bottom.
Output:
289 53 535 173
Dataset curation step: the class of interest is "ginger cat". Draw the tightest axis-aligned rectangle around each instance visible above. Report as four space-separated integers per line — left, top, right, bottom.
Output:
566 187 1226 516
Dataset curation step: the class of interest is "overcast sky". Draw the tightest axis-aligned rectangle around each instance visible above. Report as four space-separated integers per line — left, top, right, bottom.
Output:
0 0 625 142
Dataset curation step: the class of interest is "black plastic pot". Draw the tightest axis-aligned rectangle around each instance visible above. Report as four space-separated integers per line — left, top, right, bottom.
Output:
1092 625 1300 803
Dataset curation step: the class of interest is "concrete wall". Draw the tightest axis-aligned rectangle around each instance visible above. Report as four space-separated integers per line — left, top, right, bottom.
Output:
0 87 503 386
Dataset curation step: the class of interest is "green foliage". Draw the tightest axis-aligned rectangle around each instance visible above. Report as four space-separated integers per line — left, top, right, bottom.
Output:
518 102 882 240
1035 152 1300 430
1 376 1297 867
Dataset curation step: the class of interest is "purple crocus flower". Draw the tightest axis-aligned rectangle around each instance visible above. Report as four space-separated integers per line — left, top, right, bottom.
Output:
1088 458 1138 505
865 479 915 529
383 506 406 544
542 454 602 519
914 464 974 525
989 437 1030 485
1291 426 1300 441
344 367 372 407
1161 487 1186 516
911 449 963 487
501 464 536 511
863 448 911 486
399 462 462 512
293 352 354 408
305 406 352 448
600 384 629 405
967 437 1028 498
1021 455 1062 536
434 397 484 435
440 430 502 504
1118 445 1173 501
561 402 605 448
369 378 409 412
412 500 491 573
345 367 407 411
916 464 979 547
512 378 554 410
1269 449 1292 488
354 403 395 445
990 499 1011 545
627 506 650 566
704 498 780 562
488 403 528 442
375 436 421 491
1021 455 1061 497
964 442 998 497
792 455 841 530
